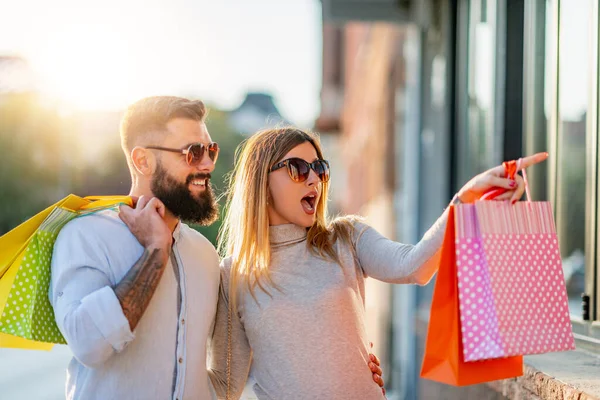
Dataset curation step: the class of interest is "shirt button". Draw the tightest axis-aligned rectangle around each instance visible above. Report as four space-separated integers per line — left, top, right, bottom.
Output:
179 357 183 364
181 319 185 325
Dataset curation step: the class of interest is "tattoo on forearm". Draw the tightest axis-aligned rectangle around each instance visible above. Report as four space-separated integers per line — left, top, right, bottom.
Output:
115 248 168 331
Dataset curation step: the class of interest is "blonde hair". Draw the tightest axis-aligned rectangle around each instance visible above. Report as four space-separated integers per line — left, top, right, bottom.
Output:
218 127 358 307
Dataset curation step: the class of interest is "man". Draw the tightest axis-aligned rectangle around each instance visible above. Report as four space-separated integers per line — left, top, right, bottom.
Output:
50 96 384 400
51 96 222 399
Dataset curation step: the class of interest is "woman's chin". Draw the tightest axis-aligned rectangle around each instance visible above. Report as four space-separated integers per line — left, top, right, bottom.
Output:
288 214 316 229
299 216 317 228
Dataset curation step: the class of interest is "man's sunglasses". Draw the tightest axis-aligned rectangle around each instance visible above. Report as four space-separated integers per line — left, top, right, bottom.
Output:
270 158 330 183
145 142 219 166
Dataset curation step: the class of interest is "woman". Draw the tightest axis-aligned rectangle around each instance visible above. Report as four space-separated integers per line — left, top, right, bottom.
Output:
208 127 547 399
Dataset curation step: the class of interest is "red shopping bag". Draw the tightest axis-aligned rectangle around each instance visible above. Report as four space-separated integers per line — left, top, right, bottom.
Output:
420 206 523 386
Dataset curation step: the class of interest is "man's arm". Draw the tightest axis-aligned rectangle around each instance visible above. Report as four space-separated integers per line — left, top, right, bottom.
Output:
50 197 173 368
114 246 169 331
49 197 172 369
116 196 173 331
50 229 136 368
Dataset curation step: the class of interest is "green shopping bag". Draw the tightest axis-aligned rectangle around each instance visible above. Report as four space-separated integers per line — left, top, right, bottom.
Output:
0 195 132 349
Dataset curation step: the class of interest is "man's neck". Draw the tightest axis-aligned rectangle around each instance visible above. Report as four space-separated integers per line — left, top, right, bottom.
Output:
129 187 179 233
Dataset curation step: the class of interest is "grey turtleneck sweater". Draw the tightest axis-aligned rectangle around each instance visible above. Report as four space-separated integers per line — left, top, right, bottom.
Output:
208 213 448 400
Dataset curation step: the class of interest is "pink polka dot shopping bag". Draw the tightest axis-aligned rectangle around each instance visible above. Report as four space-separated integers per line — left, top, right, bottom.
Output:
454 198 575 361
422 164 575 386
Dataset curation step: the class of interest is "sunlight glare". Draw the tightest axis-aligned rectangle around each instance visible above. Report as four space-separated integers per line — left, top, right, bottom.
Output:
30 23 133 111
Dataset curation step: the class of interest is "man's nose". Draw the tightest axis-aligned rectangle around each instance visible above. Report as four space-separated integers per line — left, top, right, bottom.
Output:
195 152 215 173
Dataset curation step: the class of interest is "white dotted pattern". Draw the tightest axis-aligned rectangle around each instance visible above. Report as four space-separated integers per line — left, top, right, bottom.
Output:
456 233 575 361
0 231 66 344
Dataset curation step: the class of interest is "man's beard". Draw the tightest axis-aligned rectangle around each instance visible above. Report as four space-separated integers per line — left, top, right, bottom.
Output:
151 162 219 226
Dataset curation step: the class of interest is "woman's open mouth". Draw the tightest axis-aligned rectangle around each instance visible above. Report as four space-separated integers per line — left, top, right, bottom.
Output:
301 193 317 214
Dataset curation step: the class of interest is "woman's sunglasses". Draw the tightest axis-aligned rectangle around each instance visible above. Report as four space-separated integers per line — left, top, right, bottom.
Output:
270 157 330 183
145 142 219 166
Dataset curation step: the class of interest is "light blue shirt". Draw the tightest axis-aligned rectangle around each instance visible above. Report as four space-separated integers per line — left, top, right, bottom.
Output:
50 210 220 400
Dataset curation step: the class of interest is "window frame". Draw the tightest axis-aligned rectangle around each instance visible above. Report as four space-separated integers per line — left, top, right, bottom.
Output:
524 0 600 349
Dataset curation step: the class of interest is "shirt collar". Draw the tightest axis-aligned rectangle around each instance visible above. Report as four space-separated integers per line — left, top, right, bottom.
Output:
269 224 308 246
172 221 182 243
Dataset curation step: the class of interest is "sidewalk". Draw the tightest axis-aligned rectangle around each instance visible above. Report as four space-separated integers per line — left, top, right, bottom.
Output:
0 346 71 399
0 345 260 399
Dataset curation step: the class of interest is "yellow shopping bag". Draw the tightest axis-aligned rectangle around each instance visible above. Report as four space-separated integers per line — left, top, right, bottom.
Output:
0 195 132 350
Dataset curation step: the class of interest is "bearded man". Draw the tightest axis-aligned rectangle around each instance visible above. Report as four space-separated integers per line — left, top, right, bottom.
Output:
50 96 221 400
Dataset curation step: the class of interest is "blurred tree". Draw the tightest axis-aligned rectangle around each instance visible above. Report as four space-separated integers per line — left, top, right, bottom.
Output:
0 94 67 234
71 142 131 196
0 97 244 247
191 107 245 245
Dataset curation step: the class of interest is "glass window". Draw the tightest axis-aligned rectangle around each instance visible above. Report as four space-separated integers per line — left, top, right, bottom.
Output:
556 0 591 317
454 0 499 189
466 0 497 177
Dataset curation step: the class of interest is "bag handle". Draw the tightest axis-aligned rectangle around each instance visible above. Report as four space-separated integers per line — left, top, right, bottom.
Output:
80 196 133 211
83 195 132 202
480 158 531 202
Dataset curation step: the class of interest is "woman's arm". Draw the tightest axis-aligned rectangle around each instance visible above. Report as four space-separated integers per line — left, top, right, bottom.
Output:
208 261 252 400
355 152 549 285
354 203 450 285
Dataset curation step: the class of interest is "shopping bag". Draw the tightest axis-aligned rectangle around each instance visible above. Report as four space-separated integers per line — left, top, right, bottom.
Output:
0 195 132 350
455 199 575 361
420 205 524 386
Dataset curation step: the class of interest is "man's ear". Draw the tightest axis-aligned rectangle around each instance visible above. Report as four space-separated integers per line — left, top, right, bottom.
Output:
131 147 155 176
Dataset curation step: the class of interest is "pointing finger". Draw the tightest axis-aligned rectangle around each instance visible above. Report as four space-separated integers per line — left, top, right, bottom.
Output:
518 152 549 170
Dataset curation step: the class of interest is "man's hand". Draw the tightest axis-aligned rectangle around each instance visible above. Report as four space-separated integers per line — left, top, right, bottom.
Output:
369 342 385 397
119 195 172 252
114 196 173 331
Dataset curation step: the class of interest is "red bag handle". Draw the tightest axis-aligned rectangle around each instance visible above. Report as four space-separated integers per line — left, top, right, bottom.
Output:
480 159 531 202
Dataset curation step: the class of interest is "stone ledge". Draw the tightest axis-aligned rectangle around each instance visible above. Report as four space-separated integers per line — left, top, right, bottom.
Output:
486 351 600 400
415 317 600 399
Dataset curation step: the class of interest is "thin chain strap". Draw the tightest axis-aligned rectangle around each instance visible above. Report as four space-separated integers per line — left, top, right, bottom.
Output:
226 287 232 400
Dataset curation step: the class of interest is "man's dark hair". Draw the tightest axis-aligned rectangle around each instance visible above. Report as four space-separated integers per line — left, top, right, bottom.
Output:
120 96 207 170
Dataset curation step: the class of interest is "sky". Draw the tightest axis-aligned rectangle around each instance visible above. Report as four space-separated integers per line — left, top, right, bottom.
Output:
0 0 323 126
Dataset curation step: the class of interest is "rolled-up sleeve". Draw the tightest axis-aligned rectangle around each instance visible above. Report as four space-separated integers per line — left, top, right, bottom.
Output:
50 221 135 369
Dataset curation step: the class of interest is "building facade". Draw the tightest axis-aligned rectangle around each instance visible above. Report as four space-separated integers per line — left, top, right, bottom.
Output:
317 0 600 399
228 92 290 135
